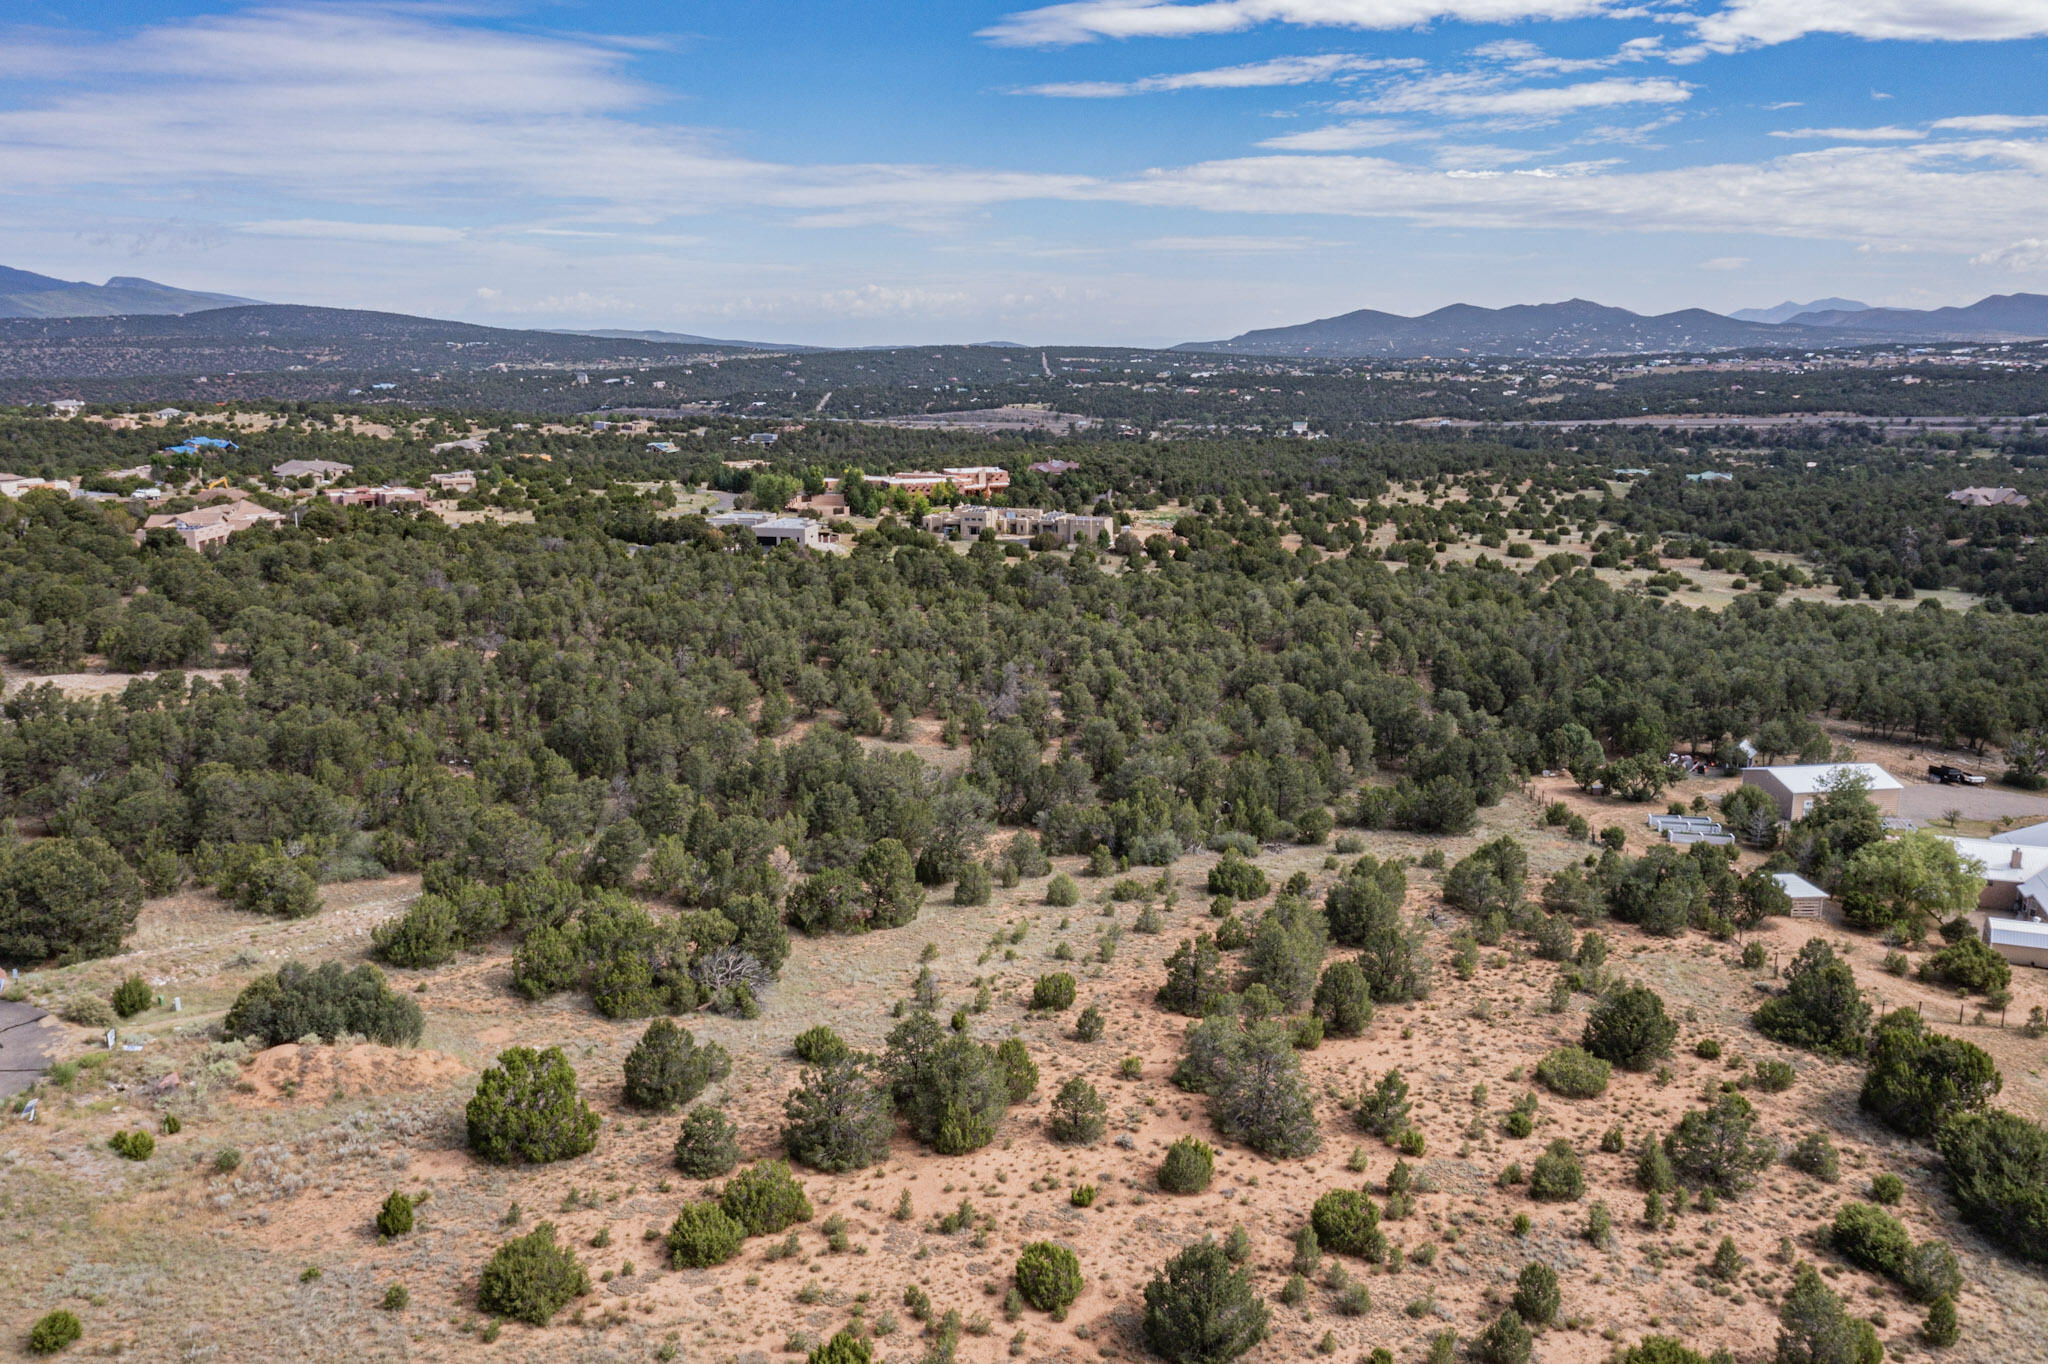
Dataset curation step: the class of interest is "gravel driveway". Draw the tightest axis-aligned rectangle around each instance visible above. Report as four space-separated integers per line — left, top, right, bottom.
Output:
1898 783 2048 823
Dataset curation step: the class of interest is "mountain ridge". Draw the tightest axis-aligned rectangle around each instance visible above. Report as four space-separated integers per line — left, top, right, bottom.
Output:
0 266 260 319
1180 293 2048 358
556 327 813 352
1728 297 1870 324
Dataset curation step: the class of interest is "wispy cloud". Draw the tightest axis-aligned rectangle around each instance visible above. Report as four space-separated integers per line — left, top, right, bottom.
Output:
0 6 1087 230
239 218 468 244
982 0 1618 47
1347 74 1694 121
1095 136 2048 257
1017 52 1414 97
1934 114 2048 132
1258 119 1441 150
1467 35 1665 74
1430 142 1555 168
983 0 2048 50
1692 0 2048 51
1768 126 1925 141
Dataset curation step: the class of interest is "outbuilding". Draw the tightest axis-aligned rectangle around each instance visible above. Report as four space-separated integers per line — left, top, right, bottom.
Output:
1740 763 1903 822
1985 917 2048 968
1771 872 1832 920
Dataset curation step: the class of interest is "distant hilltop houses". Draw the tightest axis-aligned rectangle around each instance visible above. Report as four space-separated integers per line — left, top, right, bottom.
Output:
142 496 282 551
162 436 237 455
826 467 1010 497
920 505 1112 546
271 459 352 485
1948 486 2031 508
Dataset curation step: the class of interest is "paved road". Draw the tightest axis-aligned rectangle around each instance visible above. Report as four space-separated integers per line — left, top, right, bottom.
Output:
0 999 62 1098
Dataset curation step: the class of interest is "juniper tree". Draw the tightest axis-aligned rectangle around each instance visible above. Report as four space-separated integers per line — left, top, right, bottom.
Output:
782 1054 893 1173
1210 1019 1321 1158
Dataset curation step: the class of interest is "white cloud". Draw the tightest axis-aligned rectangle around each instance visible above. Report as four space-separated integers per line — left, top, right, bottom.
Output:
984 0 2048 50
0 7 1087 229
1017 52 1413 97
239 218 468 244
1468 34 1664 72
7 2 2048 339
1092 138 2048 256
1351 74 1693 120
1768 126 1924 141
1699 256 1749 269
1691 1 2048 50
1935 114 2048 132
981 0 1617 47
1576 113 1684 146
1431 142 1554 167
1973 238 2048 270
1258 119 1440 150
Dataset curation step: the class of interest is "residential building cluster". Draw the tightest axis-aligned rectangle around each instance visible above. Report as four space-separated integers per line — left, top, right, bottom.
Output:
832 466 1011 497
919 505 1113 546
1740 761 2048 968
322 485 431 508
141 496 284 551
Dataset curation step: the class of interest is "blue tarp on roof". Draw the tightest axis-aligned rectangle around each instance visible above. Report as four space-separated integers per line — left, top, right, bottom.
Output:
162 436 239 454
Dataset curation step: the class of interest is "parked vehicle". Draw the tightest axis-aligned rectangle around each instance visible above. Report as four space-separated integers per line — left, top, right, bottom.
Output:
1927 764 1987 786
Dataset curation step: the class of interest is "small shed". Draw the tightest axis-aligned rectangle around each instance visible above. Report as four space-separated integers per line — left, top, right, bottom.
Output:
1985 917 2048 968
1772 872 1832 920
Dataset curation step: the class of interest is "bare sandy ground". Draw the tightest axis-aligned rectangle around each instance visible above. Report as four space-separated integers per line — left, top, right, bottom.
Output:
1 666 248 699
2 798 2044 1363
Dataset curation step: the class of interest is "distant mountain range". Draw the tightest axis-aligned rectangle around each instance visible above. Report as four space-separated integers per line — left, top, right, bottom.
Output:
1180 293 2048 358
560 328 812 352
0 266 259 319
1782 294 2048 336
1727 298 1870 325
5 264 2048 370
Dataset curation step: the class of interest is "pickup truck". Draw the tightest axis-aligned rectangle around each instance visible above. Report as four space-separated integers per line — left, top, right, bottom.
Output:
1928 764 1987 786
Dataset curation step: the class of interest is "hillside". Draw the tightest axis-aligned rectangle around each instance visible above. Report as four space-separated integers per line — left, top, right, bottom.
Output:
0 304 798 383
0 265 259 318
1180 299 1824 358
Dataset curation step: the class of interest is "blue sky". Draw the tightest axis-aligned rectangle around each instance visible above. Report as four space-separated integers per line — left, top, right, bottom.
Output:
1 1 2045 345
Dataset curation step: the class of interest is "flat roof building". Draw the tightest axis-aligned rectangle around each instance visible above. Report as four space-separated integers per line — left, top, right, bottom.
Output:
708 511 838 550
1740 763 1903 822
